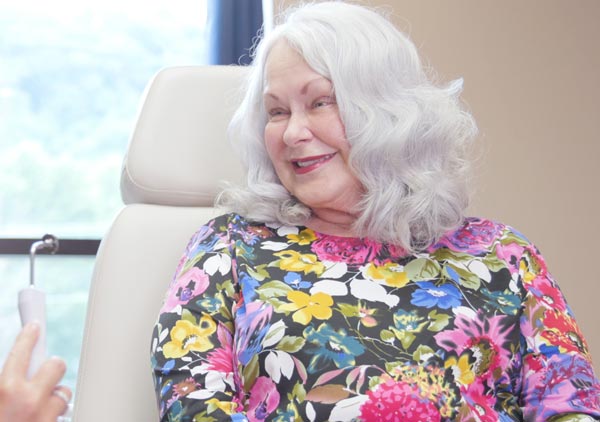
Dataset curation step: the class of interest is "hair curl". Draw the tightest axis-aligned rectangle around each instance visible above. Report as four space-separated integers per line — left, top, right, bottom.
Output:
217 1 478 252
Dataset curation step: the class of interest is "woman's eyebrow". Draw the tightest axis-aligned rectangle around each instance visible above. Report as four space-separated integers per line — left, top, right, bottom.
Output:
263 77 332 98
300 77 330 95
263 92 279 101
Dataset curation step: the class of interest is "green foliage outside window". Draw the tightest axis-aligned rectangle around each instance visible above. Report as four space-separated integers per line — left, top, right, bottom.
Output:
0 0 208 393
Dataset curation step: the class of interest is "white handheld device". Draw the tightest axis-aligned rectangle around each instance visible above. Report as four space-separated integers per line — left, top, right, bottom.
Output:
18 234 58 379
18 287 47 378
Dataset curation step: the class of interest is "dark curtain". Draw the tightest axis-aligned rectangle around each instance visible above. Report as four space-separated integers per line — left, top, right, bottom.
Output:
207 0 263 65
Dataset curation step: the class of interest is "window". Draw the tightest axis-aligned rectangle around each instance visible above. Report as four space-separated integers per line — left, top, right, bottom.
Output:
0 0 209 391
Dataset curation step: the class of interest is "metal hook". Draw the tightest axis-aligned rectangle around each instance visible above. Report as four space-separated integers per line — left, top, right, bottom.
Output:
29 234 59 286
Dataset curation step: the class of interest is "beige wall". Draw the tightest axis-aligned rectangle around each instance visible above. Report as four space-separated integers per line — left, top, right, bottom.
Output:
276 0 600 371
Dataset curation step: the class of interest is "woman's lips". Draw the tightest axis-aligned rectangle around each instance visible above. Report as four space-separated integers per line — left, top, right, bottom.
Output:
292 153 336 174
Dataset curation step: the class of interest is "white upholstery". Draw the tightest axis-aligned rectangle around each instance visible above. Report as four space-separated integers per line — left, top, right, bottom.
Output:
121 66 246 205
72 66 248 422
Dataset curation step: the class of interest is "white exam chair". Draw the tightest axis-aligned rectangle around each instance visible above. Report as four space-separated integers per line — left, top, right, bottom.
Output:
72 65 247 421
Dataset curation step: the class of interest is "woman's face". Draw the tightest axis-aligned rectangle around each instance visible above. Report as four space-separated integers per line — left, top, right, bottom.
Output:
263 41 363 216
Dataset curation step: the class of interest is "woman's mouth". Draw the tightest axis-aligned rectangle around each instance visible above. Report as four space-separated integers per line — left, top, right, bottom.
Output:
292 153 336 174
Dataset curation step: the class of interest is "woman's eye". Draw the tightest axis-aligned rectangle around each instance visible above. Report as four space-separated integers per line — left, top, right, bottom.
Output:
313 97 335 108
268 108 287 119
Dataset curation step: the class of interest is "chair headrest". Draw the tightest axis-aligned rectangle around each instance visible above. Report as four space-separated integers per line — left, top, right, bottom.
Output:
121 66 248 206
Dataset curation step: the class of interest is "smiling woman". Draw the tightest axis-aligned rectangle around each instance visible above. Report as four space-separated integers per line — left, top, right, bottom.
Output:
262 40 363 236
150 2 600 421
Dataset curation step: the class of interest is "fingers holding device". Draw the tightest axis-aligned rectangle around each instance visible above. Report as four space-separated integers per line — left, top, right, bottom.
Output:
2 234 73 421
0 323 72 422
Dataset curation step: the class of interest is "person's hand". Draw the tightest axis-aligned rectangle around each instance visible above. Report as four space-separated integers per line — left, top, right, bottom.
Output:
0 323 71 422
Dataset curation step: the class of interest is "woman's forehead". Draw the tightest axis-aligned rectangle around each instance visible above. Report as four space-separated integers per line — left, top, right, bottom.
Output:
263 41 332 94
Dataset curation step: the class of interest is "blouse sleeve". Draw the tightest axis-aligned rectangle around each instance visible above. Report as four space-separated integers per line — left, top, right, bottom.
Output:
518 242 600 420
150 214 249 422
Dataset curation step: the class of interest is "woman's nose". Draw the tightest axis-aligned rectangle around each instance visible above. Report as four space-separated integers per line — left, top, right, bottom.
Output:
282 112 312 146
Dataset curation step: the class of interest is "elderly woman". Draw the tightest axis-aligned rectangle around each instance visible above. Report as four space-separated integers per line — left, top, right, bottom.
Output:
150 2 600 421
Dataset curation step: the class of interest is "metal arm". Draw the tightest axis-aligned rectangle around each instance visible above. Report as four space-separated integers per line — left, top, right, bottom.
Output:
29 234 59 286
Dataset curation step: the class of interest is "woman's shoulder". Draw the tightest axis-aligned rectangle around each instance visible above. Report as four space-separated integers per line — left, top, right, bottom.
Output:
191 212 297 239
190 212 259 230
429 216 534 257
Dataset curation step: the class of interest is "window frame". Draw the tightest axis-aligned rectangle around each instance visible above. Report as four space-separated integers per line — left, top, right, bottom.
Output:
0 238 100 256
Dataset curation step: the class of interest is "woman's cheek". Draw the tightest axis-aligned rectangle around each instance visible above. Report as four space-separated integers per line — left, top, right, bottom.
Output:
264 123 282 150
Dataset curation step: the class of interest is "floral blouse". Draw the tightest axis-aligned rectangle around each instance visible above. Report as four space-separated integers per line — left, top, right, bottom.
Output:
150 213 600 422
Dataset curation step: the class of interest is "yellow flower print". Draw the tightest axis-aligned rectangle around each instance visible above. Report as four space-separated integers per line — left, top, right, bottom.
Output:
280 290 333 325
444 353 475 385
365 262 409 288
519 259 536 284
286 228 317 245
391 364 457 418
274 250 325 275
519 257 537 284
163 316 217 359
206 398 238 415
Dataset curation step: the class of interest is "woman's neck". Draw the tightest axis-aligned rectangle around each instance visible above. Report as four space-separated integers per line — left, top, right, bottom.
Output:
306 208 359 237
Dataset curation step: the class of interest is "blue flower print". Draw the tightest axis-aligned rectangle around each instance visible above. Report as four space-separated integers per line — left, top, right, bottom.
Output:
240 271 260 302
539 343 560 358
159 379 173 397
284 272 312 289
195 295 224 313
236 302 273 365
241 229 260 245
160 359 176 375
480 287 520 315
304 323 365 373
189 236 221 257
410 281 461 309
445 265 460 283
393 309 426 332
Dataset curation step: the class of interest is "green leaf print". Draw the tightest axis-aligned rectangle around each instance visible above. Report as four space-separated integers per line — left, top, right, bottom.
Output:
192 412 217 422
405 258 441 281
380 329 396 343
181 308 197 325
391 328 416 349
257 280 293 298
427 310 450 331
246 264 270 281
444 262 481 290
337 302 359 317
276 335 306 353
243 355 260 394
482 250 507 272
413 344 435 362
431 248 476 262
291 380 307 402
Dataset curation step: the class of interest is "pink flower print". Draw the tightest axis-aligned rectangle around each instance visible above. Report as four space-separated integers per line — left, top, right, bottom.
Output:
387 243 409 259
524 244 549 278
432 218 502 255
247 376 280 422
523 354 600 420
434 312 514 379
461 381 498 422
494 242 524 273
205 323 234 373
542 309 589 355
530 275 567 311
360 379 440 422
311 236 381 266
160 267 210 313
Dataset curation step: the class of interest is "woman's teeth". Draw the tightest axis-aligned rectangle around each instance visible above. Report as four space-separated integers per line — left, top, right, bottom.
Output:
295 154 334 168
